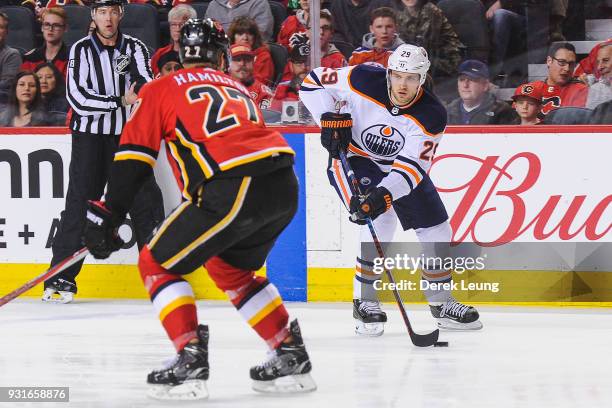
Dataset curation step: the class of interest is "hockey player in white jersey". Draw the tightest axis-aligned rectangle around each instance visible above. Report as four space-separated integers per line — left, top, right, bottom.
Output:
299 44 483 335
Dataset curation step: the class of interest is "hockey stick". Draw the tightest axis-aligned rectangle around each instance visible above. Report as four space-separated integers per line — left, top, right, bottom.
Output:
337 149 440 347
0 247 89 308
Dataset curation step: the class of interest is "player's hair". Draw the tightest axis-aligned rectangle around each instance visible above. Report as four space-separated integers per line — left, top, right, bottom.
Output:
228 17 264 51
370 7 397 25
547 42 576 58
168 4 196 22
0 11 8 25
41 6 67 23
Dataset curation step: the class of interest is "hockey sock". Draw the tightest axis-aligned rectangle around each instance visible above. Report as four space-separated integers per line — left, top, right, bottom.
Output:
139 246 198 352
415 222 453 305
353 257 380 301
205 256 289 349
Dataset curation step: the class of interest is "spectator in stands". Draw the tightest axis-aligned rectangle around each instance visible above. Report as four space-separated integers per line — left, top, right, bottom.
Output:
575 39 612 81
23 1 89 18
228 16 274 85
331 0 392 48
34 62 69 113
392 0 462 79
534 43 587 116
0 12 22 103
511 82 543 125
447 59 518 125
206 0 274 42
349 6 403 67
277 0 320 50
156 50 182 77
585 44 611 110
227 44 273 109
482 1 525 80
318 11 347 68
0 71 54 127
549 0 568 42
589 99 612 124
271 35 309 111
280 12 347 82
21 7 69 78
151 4 196 77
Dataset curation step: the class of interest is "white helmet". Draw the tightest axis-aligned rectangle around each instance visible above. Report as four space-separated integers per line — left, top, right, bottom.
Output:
387 44 431 86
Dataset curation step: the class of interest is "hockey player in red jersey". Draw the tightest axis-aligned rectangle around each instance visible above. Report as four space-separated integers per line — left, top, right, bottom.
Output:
82 18 315 400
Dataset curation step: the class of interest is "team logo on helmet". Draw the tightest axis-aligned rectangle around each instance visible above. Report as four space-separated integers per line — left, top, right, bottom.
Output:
360 125 405 157
523 85 534 94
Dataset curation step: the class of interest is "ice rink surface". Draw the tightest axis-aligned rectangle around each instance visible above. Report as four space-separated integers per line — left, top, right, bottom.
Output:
1 300 611 408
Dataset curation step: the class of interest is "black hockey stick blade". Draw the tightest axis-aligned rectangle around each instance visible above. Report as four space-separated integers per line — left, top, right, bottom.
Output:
409 327 440 347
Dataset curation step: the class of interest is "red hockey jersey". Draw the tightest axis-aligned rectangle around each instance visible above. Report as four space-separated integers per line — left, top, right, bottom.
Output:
534 80 588 115
117 67 294 200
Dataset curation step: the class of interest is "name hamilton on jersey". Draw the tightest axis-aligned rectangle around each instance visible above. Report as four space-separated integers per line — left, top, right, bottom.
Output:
360 125 405 157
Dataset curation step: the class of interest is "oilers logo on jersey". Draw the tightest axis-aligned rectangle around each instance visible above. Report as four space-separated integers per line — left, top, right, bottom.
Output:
360 125 405 158
299 63 447 200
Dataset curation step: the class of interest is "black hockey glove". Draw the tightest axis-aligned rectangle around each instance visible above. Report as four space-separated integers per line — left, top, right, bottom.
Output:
320 112 353 159
349 186 393 225
83 201 124 259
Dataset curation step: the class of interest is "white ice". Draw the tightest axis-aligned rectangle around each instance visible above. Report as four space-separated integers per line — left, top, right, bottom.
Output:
1 300 611 408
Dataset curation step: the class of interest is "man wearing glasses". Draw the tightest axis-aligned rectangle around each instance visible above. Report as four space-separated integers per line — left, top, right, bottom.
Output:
21 7 69 77
536 42 587 116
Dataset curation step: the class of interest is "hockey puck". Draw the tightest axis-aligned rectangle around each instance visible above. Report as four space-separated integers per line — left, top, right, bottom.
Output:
434 341 449 347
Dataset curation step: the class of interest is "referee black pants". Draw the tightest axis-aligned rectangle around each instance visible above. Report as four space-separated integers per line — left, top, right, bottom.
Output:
46 131 165 291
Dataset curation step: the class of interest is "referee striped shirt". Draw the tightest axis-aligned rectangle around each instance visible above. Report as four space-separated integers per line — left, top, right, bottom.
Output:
66 31 153 136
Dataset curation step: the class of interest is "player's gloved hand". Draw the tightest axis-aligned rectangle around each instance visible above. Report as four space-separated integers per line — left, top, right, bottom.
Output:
83 201 124 259
349 187 393 224
320 112 353 159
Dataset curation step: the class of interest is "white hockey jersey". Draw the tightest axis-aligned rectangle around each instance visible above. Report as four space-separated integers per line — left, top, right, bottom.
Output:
299 64 447 200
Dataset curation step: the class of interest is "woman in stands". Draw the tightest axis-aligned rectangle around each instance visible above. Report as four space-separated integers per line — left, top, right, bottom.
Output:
34 62 69 113
229 16 274 86
0 71 53 127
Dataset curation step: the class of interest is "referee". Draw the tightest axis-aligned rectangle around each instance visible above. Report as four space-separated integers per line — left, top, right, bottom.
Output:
43 0 164 303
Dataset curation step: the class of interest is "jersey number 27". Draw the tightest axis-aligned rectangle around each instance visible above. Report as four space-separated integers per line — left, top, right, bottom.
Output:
187 85 261 138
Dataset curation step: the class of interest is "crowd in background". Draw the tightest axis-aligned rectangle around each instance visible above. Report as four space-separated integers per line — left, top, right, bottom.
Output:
0 0 610 127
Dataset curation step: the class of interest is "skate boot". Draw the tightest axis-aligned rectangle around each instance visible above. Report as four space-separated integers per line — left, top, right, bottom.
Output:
41 278 76 304
430 297 483 330
250 319 316 393
147 325 210 400
353 299 387 336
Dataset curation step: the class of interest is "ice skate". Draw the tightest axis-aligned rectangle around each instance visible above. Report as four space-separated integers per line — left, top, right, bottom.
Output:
147 325 210 400
430 297 483 330
41 279 76 304
353 299 387 336
250 319 316 394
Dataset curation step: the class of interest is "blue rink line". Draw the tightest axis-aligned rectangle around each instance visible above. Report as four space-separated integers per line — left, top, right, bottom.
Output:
266 133 307 301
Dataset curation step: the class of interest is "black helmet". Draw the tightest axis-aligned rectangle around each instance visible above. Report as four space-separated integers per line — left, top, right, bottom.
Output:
179 18 229 68
91 0 125 9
